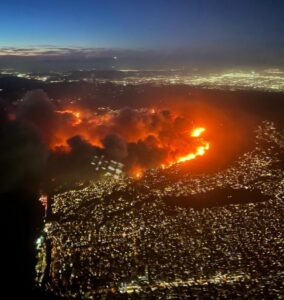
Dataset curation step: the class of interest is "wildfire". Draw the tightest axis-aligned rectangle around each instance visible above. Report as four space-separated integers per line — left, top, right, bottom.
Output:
135 172 143 179
191 127 205 137
130 167 144 179
55 109 82 126
169 127 210 166
177 142 210 163
49 106 210 176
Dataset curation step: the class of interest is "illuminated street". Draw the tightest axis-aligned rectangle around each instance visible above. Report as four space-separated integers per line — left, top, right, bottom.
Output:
36 121 284 298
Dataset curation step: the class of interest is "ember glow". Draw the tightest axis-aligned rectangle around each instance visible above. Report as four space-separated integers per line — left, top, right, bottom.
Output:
134 171 143 179
191 127 205 137
55 110 82 126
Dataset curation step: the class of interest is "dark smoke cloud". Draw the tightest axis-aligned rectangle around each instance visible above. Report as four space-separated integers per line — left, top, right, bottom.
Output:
126 137 167 170
0 93 50 299
67 135 102 167
0 90 58 193
99 107 178 143
4 90 209 184
0 101 8 126
0 119 47 193
93 107 187 171
19 89 56 144
96 107 150 141
47 135 102 183
102 133 128 161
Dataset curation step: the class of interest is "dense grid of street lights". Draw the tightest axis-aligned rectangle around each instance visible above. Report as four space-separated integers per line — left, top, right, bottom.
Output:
36 121 284 299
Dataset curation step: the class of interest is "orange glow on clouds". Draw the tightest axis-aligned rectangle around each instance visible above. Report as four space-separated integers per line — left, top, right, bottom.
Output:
55 110 82 126
49 106 210 175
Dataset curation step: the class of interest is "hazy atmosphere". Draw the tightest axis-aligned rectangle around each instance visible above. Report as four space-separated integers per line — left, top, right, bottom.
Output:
1 1 283 299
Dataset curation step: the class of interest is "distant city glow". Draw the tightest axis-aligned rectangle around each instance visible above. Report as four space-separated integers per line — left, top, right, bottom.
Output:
2 69 284 92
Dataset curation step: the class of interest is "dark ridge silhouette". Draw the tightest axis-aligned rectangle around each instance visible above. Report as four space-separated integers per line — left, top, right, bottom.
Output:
163 187 270 210
0 76 42 90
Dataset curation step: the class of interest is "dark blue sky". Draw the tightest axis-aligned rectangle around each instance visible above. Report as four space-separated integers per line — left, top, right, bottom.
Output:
0 0 284 67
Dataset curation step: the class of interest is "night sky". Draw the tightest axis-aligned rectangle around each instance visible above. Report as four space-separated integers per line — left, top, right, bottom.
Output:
0 0 284 68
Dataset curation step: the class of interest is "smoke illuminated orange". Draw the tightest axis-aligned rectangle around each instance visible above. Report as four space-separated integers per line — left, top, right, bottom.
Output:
55 110 82 126
49 106 210 174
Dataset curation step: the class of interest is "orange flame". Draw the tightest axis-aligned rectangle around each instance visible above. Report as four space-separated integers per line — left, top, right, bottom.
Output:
49 106 210 176
169 127 210 166
55 110 82 126
191 127 205 137
135 172 143 179
177 142 209 163
130 167 144 179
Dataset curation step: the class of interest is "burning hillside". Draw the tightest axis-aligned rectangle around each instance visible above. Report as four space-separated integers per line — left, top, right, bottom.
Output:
51 108 210 175
16 90 211 176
